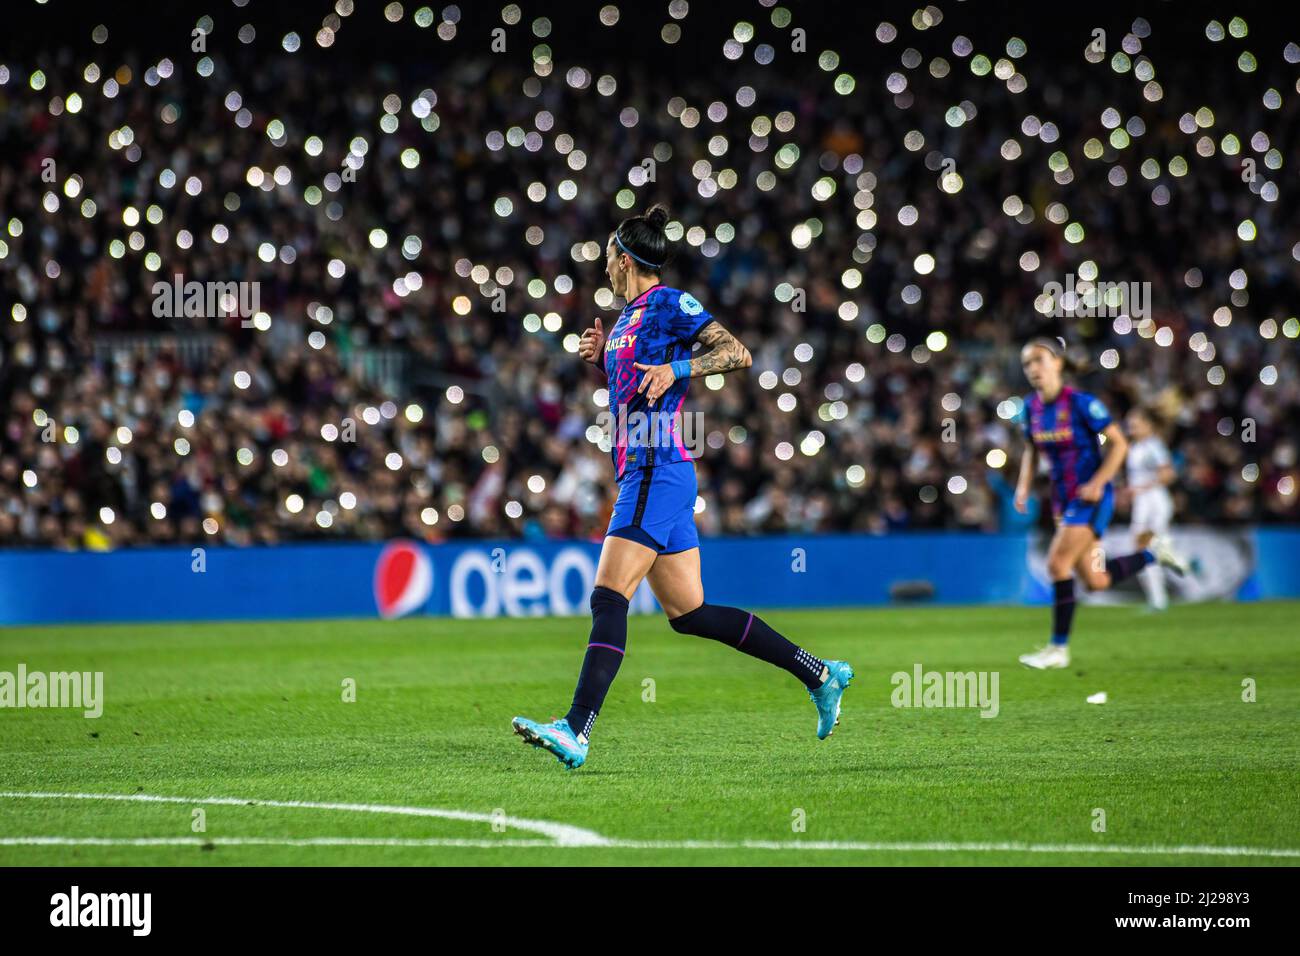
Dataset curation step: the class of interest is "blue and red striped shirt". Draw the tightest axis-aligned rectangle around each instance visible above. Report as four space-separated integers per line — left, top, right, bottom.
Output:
602 284 713 480
1020 385 1113 515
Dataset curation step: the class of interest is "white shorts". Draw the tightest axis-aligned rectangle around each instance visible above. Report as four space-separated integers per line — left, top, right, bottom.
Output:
1131 489 1173 535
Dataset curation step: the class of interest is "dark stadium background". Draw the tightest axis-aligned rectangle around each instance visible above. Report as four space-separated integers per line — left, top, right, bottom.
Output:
2 0 1297 551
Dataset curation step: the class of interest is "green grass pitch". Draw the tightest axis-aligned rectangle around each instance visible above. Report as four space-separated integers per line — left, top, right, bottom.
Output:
1 602 1296 866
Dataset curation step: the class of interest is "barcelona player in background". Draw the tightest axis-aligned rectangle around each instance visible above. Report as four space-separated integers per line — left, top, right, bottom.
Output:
511 204 853 768
1014 337 1188 669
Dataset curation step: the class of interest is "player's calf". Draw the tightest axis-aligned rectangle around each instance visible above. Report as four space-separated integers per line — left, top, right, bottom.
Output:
668 604 827 689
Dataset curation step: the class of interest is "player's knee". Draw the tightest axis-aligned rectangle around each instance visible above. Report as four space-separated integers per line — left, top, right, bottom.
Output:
1047 557 1074 580
668 603 706 634
590 585 630 615
1080 572 1109 593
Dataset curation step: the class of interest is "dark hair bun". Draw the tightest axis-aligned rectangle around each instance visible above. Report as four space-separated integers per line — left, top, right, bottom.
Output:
614 204 673 273
644 204 670 232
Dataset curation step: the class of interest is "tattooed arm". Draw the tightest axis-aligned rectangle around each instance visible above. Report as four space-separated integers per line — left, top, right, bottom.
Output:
687 320 753 377
634 320 753 406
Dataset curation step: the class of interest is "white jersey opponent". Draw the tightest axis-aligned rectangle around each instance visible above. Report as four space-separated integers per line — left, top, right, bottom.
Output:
1127 436 1173 533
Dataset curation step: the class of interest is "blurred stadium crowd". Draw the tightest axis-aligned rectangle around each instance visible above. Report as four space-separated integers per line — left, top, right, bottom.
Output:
1 6 1297 550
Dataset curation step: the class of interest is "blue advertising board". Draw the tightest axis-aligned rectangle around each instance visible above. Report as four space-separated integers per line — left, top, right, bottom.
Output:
0 529 1294 626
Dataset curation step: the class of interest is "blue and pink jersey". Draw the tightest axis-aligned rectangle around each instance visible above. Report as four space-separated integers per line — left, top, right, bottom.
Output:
1020 385 1113 515
602 284 713 480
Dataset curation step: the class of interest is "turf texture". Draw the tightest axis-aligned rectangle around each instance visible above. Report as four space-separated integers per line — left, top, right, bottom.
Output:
0 602 1296 866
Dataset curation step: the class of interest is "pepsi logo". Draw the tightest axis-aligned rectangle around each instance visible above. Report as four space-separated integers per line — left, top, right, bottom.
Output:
373 540 433 619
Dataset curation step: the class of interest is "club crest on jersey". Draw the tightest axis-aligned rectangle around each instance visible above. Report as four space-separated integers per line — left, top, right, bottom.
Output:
678 292 703 316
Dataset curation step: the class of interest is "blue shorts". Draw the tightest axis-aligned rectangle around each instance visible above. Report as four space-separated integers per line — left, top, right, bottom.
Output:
1059 484 1115 538
606 461 700 554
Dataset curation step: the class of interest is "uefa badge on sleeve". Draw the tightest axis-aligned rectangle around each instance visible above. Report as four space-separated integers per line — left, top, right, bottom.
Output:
678 292 703 316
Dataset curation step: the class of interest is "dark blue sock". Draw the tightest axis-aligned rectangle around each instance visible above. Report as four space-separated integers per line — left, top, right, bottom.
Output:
564 586 628 741
1106 550 1155 584
1051 578 1075 646
669 604 826 689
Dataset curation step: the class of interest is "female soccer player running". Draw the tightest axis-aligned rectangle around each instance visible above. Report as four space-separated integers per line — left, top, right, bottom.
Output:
1124 408 1179 611
511 204 853 768
1013 337 1187 669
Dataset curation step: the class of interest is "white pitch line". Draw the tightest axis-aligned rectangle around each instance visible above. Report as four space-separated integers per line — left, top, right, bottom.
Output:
0 791 608 847
0 836 1296 857
2 792 1296 858
614 839 1300 858
0 837 559 849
